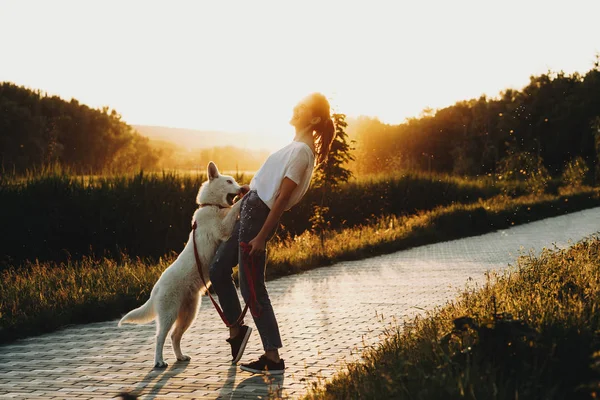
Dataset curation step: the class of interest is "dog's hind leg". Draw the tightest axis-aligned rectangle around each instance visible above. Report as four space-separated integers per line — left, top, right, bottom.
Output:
154 310 177 369
171 294 199 362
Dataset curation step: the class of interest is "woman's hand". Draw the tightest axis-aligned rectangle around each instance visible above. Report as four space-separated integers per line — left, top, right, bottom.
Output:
245 177 298 258
235 185 251 204
247 234 266 257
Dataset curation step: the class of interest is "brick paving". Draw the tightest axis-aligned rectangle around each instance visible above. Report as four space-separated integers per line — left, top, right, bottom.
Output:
1 207 599 399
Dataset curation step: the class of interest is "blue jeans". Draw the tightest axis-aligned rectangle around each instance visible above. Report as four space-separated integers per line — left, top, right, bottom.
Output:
209 190 282 351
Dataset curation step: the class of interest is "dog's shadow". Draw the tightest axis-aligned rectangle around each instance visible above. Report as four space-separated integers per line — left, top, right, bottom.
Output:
120 360 190 400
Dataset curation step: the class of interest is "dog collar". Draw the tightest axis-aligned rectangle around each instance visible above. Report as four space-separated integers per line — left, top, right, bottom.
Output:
199 203 228 209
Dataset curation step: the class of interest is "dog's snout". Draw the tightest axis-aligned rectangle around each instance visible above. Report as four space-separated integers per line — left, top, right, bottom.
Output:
239 186 249 195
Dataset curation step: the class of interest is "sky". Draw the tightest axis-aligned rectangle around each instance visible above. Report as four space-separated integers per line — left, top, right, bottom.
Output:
1 0 599 150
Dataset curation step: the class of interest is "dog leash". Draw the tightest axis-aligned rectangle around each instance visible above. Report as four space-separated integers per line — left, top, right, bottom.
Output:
192 221 261 328
239 241 262 318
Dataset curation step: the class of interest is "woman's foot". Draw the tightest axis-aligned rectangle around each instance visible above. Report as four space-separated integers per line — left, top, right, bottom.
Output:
240 355 285 375
226 325 252 364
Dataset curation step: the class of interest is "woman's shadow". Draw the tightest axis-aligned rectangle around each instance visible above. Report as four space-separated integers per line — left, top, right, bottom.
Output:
117 362 285 399
226 373 285 399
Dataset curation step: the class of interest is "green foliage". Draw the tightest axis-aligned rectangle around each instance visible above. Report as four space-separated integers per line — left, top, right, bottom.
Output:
349 63 600 179
0 170 501 267
308 204 330 232
2 187 599 344
312 113 355 188
0 255 166 343
561 156 590 190
496 150 551 195
529 165 551 195
0 170 205 267
0 82 160 173
306 236 600 400
593 116 600 183
310 113 355 233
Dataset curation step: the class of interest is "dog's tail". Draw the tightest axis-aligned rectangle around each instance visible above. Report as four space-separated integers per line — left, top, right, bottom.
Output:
118 299 155 326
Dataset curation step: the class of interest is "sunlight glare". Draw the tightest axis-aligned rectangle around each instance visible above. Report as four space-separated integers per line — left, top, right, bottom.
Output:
1 0 598 151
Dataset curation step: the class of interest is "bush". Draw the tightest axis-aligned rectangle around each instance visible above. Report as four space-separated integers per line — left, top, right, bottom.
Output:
306 236 600 400
561 156 590 192
0 170 502 268
496 151 551 195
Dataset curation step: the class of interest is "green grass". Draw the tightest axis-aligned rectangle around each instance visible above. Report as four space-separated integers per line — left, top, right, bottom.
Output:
268 189 600 279
1 187 599 344
304 236 600 400
0 169 506 267
0 255 167 342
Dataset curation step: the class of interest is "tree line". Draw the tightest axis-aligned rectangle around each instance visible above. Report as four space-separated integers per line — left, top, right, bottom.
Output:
4 56 600 180
0 82 160 173
348 58 600 182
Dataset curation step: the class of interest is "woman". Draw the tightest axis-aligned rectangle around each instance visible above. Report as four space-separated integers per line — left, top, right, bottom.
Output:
209 92 335 375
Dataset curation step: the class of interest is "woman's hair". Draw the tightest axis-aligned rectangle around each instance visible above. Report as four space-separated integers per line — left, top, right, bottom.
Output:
306 93 336 165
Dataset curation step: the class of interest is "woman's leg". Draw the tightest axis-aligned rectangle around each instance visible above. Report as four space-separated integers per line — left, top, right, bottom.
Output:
209 219 244 334
239 244 282 358
238 192 282 355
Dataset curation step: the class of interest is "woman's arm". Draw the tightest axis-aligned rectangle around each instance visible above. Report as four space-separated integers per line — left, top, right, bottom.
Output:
247 177 298 256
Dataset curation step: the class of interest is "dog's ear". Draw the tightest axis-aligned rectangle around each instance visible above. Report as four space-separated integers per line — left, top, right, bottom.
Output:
207 161 220 181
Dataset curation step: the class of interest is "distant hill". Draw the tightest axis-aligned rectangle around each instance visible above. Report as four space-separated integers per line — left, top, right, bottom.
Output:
136 127 272 172
133 125 260 150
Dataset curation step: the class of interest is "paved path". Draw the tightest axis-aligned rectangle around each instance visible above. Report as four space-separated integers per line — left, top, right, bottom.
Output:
1 208 600 399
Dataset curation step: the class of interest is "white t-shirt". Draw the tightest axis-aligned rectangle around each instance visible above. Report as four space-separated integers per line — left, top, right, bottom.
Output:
250 141 315 210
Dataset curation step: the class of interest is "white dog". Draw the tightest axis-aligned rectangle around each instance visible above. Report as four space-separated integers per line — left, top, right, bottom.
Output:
119 161 245 368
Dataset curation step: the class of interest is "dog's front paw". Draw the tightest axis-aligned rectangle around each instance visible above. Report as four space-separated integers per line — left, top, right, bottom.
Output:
177 355 191 362
154 361 168 369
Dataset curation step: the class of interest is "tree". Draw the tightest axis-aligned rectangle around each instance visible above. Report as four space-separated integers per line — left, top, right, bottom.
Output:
342 59 600 178
312 113 355 188
560 156 590 191
310 113 355 237
496 150 550 195
0 82 161 173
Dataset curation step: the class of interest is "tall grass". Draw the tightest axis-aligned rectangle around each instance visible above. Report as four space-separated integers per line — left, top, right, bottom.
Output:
0 170 207 267
0 169 504 268
1 187 598 344
286 170 510 235
0 255 168 342
269 189 600 278
305 235 600 399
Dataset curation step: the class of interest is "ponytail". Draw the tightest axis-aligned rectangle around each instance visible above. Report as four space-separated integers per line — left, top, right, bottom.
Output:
298 92 335 165
313 117 335 165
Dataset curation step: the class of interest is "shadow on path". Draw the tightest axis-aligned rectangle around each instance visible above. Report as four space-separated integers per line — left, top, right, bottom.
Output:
213 364 238 398
229 374 285 399
121 360 190 399
3 208 600 399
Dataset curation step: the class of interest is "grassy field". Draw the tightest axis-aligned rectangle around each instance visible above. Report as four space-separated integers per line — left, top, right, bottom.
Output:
0 255 166 342
1 186 598 344
0 169 505 267
268 188 600 279
304 235 600 400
